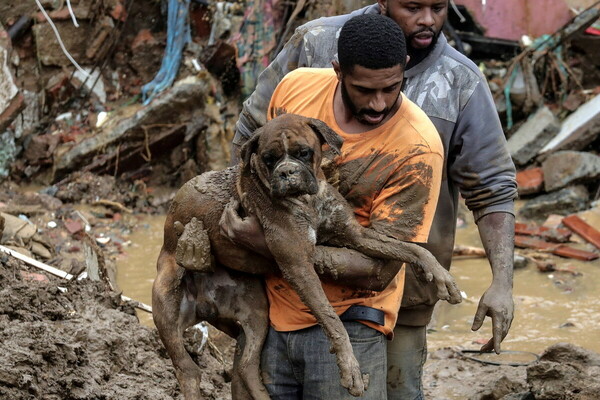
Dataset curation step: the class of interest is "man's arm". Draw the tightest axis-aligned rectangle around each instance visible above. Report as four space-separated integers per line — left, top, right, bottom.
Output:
472 212 514 354
449 80 518 353
219 199 398 291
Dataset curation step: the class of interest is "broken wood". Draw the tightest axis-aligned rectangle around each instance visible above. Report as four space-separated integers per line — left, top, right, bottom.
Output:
562 215 600 250
0 244 73 280
0 244 152 313
515 222 572 243
91 199 132 214
453 245 487 257
514 235 599 261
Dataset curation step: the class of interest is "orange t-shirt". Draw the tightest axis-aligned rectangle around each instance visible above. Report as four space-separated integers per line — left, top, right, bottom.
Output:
265 68 443 337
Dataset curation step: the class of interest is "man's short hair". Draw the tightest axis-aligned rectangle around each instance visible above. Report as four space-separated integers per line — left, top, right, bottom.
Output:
338 14 407 74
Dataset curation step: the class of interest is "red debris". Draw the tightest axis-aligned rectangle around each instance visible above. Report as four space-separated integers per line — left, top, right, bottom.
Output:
562 215 600 250
514 235 599 261
110 1 128 22
516 167 544 196
19 271 49 282
515 222 572 243
64 219 84 235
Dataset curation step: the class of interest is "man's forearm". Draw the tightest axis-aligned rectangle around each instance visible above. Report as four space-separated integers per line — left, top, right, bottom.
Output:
314 246 401 291
476 212 515 287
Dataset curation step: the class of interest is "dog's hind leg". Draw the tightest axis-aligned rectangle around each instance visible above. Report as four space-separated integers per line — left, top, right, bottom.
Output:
233 282 270 400
153 251 204 399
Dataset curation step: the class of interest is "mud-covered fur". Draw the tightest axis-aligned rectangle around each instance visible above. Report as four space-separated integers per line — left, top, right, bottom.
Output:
152 114 461 400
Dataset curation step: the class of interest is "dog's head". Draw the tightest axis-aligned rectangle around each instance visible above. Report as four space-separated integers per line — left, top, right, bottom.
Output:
240 114 343 198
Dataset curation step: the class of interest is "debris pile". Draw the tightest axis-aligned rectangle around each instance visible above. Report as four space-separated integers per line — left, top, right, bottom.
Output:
0 252 232 400
464 5 600 270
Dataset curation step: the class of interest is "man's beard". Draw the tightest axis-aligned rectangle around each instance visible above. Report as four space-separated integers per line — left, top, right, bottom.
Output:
340 80 399 126
384 10 441 68
405 28 441 68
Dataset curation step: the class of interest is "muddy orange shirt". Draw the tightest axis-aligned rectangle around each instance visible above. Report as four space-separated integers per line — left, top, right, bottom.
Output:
265 68 443 337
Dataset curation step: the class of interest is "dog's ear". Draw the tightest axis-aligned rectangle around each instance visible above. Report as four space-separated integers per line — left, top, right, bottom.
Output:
306 118 343 155
240 130 262 168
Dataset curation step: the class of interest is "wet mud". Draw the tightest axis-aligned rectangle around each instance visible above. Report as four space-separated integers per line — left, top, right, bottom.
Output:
0 255 231 400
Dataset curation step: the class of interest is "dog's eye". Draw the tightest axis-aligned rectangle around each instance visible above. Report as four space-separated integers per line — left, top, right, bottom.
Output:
296 148 313 161
262 153 277 168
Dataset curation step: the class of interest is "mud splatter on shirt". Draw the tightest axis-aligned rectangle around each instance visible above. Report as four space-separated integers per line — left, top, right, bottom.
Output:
264 68 443 337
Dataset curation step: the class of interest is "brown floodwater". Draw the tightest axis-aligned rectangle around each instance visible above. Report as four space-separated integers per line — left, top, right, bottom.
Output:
116 204 600 354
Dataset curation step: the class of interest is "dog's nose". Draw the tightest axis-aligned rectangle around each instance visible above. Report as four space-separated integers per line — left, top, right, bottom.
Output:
278 164 299 180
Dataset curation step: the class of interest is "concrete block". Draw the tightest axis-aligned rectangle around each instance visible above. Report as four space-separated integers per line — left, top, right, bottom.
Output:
542 151 600 192
519 185 589 220
540 93 600 154
507 106 560 166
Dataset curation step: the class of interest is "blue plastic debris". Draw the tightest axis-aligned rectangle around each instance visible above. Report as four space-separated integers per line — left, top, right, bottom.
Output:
141 0 192 105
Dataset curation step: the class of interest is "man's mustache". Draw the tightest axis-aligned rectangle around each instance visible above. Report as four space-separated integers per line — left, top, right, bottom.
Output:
410 27 436 37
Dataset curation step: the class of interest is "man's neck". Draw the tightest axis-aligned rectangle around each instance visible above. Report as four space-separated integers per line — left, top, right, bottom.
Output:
332 84 402 135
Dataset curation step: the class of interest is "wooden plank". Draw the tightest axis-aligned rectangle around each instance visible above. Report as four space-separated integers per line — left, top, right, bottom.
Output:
514 222 572 242
514 235 599 261
562 215 600 250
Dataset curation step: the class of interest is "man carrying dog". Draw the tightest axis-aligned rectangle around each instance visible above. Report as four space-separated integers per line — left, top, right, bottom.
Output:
230 0 518 398
222 14 444 398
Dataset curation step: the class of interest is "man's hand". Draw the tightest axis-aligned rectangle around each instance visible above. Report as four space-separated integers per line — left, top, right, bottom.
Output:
219 198 272 258
471 281 514 354
474 211 515 354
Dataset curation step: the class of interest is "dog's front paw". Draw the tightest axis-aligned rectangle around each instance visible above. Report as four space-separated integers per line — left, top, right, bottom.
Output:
175 217 213 272
337 352 366 397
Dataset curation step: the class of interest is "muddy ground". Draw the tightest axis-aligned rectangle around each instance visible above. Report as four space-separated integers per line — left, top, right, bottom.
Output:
0 253 232 400
1 174 599 400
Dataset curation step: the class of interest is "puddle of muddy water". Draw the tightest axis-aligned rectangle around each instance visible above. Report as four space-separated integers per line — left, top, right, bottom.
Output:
116 204 600 354
116 214 165 327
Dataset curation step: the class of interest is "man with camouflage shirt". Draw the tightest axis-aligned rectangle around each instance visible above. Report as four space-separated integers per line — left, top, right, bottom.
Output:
228 1 518 398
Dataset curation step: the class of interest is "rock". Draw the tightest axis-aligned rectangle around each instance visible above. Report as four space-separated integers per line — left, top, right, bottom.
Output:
514 254 528 269
0 212 37 245
516 167 544 196
542 151 600 192
540 342 600 366
527 343 600 400
500 393 535 400
23 134 61 165
540 93 600 154
32 21 92 66
30 241 51 260
507 106 560 166
519 185 589 220
472 375 528 400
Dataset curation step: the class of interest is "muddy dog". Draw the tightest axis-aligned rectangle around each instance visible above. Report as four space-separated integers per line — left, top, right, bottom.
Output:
152 113 462 400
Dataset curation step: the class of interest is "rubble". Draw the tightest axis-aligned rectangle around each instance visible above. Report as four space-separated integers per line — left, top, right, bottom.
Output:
507 106 560 166
542 151 600 192
519 185 590 221
516 167 544 196
562 214 600 249
527 343 600 400
539 93 600 154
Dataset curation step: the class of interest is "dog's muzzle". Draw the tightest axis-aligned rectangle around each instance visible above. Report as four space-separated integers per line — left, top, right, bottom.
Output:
270 159 318 198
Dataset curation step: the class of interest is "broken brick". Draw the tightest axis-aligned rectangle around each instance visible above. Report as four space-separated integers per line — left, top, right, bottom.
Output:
562 215 600 250
516 167 544 196
514 235 599 261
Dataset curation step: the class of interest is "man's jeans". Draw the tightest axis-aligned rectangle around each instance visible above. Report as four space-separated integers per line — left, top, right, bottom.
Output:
387 324 427 400
261 322 387 399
